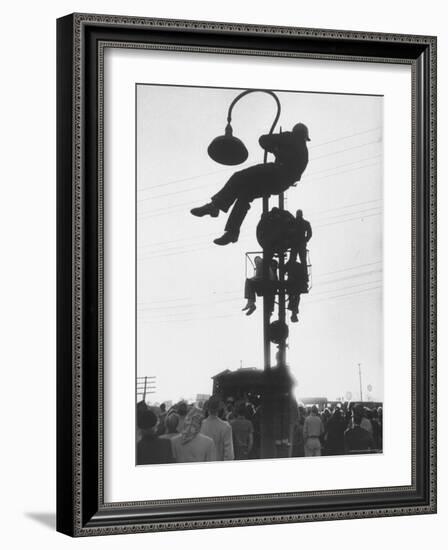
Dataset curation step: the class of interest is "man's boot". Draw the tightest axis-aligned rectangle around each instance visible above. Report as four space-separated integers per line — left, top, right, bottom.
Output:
213 231 239 246
190 202 219 217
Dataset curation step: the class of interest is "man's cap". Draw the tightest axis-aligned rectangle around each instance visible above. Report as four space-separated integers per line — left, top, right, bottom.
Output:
292 123 311 141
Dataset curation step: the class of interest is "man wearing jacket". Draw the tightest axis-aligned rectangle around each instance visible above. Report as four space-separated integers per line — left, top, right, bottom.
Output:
191 123 310 245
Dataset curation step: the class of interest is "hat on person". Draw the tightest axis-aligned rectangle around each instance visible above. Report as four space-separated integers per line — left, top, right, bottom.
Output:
137 408 158 430
181 407 204 445
292 122 311 141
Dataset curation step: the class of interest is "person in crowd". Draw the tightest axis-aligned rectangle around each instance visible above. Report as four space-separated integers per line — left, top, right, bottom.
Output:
176 401 188 433
191 123 310 245
360 407 373 434
298 407 306 457
324 408 346 455
377 406 383 451
136 407 174 464
136 400 148 443
344 403 354 429
171 408 216 463
201 395 234 460
249 404 262 459
344 412 375 453
159 412 180 441
290 401 300 457
224 397 235 422
244 401 256 422
242 256 278 316
370 408 381 450
303 405 324 457
156 402 167 436
230 402 254 460
321 407 331 436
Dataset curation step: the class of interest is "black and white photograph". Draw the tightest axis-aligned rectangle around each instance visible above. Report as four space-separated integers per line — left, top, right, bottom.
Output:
135 84 384 465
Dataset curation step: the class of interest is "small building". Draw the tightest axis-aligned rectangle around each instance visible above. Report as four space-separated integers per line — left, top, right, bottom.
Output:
212 366 296 408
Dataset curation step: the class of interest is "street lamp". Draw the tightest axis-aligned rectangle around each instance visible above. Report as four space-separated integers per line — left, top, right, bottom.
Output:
207 90 294 459
207 89 283 373
207 89 281 166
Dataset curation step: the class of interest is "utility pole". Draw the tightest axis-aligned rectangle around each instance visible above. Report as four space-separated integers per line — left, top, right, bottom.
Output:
358 363 363 402
262 194 271 372
203 88 294 460
277 192 287 367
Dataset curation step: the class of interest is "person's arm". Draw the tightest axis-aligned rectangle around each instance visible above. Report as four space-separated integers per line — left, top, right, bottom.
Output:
223 424 235 460
305 221 313 242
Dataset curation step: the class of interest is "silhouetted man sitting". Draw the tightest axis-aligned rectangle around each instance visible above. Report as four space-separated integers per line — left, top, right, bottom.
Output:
191 123 310 245
242 256 278 316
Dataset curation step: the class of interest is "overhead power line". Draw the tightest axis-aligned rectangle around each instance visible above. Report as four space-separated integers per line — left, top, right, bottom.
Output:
308 127 381 149
136 126 381 194
138 198 381 250
138 208 380 261
138 277 382 318
137 263 383 311
140 284 381 325
137 148 381 202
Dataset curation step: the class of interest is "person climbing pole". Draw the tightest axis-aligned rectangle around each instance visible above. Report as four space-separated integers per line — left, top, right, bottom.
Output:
190 123 310 245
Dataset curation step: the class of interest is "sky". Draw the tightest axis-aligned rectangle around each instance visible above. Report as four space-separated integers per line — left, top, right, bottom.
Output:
136 84 383 405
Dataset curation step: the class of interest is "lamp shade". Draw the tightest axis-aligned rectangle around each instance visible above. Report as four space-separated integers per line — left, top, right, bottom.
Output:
207 124 248 166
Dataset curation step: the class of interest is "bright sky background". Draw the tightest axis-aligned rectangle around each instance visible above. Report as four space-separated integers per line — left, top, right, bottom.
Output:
136 84 383 405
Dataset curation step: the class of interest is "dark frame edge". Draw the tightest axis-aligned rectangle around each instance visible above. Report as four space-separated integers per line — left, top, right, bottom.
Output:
56 13 76 537
414 37 437 515
57 12 437 537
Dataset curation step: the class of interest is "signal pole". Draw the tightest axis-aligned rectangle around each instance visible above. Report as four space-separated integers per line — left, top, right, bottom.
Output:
262 194 271 372
203 88 293 459
276 192 287 367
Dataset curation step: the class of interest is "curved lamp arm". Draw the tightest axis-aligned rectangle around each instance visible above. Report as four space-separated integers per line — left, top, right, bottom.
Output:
226 89 281 163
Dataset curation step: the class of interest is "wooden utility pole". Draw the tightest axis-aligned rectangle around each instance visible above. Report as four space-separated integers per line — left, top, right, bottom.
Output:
358 363 363 402
260 194 276 459
277 192 287 367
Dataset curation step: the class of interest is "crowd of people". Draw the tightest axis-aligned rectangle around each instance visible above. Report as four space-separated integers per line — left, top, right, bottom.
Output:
297 403 383 457
136 396 383 465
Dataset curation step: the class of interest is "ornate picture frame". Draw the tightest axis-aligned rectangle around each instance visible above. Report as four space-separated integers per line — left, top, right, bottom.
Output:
56 13 437 536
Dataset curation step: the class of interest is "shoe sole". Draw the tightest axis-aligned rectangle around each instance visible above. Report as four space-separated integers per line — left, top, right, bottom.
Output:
190 209 219 218
213 235 239 245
